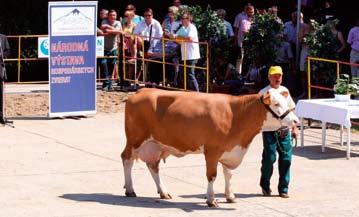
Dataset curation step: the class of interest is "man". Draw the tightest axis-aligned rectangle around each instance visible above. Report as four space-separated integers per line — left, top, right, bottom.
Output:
171 12 200 92
216 9 234 39
0 34 10 124
259 66 298 198
233 4 255 75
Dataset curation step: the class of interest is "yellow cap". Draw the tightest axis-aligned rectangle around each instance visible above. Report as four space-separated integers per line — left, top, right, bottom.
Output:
268 66 283 76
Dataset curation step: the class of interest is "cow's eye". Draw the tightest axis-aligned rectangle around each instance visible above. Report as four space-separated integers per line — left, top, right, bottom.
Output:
274 103 280 107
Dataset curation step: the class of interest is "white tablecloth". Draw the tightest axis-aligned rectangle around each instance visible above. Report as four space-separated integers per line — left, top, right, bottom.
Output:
295 99 359 128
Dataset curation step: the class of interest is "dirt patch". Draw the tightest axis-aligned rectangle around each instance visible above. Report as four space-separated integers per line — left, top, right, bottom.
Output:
5 91 134 117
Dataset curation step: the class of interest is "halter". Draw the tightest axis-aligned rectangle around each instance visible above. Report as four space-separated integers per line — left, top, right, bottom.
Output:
260 95 294 120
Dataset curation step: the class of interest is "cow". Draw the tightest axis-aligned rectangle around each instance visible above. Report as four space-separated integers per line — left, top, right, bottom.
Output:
121 88 298 207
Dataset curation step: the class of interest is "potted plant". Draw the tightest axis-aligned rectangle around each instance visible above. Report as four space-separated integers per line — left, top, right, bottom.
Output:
334 74 359 101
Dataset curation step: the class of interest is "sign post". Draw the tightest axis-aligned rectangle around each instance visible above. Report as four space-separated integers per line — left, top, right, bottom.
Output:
48 1 97 117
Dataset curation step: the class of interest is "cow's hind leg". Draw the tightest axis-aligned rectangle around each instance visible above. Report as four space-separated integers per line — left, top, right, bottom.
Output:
222 164 236 203
146 161 172 199
121 145 136 197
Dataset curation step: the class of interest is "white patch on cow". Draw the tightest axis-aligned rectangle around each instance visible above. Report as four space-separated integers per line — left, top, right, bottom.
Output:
219 145 247 169
206 179 216 204
147 164 169 195
134 136 204 163
222 165 235 201
123 159 135 193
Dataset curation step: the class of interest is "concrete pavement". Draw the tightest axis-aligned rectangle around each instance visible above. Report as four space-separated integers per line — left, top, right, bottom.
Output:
1 113 359 217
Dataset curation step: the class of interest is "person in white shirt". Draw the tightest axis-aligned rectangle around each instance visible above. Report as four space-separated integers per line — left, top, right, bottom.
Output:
171 12 200 91
259 66 298 198
133 8 163 54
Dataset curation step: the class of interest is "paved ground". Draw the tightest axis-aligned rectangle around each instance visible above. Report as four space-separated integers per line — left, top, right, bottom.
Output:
1 112 359 217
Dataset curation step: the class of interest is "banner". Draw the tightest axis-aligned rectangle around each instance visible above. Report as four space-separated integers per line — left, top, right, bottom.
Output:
38 36 103 58
48 1 97 117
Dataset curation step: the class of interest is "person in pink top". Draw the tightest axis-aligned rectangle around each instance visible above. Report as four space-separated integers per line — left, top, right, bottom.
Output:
347 17 359 77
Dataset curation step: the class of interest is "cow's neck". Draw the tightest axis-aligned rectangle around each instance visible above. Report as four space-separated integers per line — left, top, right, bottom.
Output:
231 94 267 148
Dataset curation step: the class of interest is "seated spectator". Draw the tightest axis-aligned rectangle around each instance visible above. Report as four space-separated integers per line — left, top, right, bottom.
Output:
97 9 108 36
123 4 143 25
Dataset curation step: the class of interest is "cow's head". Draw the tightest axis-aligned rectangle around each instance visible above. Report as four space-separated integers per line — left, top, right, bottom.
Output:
261 90 299 130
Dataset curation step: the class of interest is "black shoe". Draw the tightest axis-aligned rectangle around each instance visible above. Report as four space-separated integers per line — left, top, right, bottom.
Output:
279 192 289 198
262 188 272 196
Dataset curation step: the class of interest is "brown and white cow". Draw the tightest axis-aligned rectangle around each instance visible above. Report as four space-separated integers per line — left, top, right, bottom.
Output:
121 88 298 207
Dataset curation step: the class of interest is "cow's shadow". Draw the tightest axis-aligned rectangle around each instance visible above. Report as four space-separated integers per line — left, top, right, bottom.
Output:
60 193 235 212
179 193 262 199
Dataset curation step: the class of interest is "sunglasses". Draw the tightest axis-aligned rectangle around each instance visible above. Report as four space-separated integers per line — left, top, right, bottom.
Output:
181 17 189 20
144 14 152 17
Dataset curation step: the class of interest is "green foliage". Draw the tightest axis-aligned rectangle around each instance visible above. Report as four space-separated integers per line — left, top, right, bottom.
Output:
177 5 226 42
243 13 282 67
305 19 339 85
334 74 359 95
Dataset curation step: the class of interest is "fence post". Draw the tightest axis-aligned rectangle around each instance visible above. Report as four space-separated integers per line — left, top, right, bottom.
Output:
307 57 311 99
17 36 21 83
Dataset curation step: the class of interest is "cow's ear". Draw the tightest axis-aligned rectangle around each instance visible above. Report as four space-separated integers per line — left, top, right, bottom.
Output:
262 91 272 105
280 91 289 98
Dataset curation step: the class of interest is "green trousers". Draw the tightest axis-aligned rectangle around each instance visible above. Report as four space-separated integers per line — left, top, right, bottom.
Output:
260 131 292 194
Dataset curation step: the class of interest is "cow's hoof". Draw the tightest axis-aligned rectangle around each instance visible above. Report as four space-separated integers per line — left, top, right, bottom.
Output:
125 191 137 197
226 197 236 203
206 199 219 208
160 193 172 199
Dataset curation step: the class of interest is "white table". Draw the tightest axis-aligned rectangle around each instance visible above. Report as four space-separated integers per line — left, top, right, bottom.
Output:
295 99 359 159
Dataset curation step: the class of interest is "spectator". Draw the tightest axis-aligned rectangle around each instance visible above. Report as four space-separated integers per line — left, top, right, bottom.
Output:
171 12 200 91
233 4 255 75
162 6 180 37
298 20 312 98
319 1 336 23
123 4 143 25
216 9 234 39
327 19 346 58
274 33 295 91
100 9 122 91
347 17 359 77
133 8 163 85
284 11 304 56
133 8 163 55
122 10 137 61
97 9 108 36
268 6 283 24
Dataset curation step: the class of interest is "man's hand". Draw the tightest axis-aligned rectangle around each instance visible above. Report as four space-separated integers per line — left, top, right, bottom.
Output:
292 124 299 140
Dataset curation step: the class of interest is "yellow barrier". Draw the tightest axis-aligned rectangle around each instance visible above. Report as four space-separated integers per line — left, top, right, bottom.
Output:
307 56 341 99
4 34 209 93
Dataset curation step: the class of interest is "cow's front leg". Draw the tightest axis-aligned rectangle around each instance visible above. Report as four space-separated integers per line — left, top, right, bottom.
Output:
204 149 221 207
222 164 235 203
146 161 172 199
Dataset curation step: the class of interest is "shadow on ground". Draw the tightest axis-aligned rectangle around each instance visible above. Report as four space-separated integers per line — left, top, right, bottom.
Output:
179 193 262 200
293 145 359 160
60 193 235 212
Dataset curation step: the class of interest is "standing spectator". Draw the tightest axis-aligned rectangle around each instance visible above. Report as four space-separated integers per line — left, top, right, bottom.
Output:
100 9 122 91
259 66 298 198
97 9 108 35
162 6 180 37
216 9 234 39
123 4 143 25
319 1 336 23
171 12 200 91
0 34 10 124
347 18 359 77
122 10 137 61
284 12 304 56
268 6 283 24
274 34 295 91
328 19 346 58
133 8 163 85
233 4 255 75
133 8 163 55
